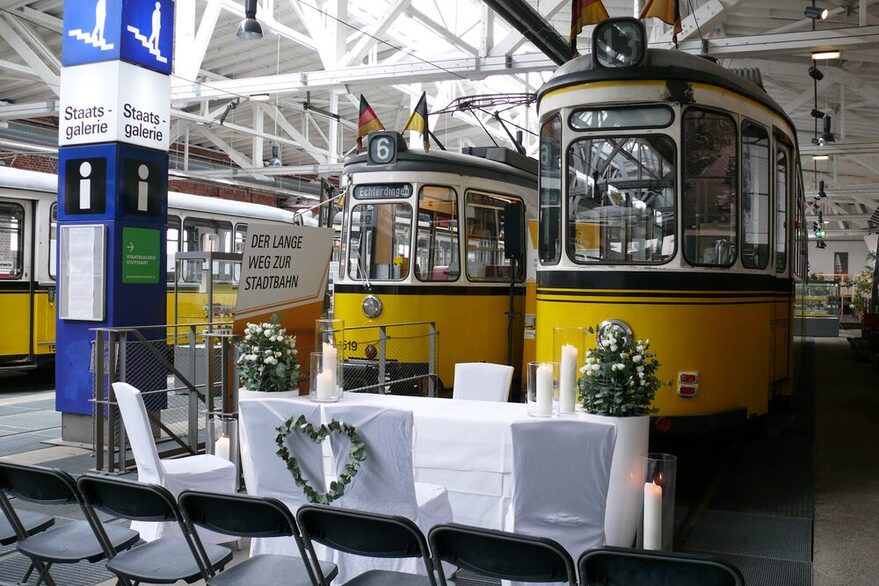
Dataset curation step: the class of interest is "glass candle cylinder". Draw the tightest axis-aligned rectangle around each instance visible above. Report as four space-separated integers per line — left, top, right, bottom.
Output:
553 327 585 414
315 318 345 359
526 361 557 417
638 453 677 551
309 351 343 403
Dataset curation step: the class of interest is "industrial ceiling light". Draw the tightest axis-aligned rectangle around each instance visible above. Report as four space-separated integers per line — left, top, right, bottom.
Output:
810 108 825 118
818 180 827 198
812 50 840 60
249 93 271 102
266 144 282 167
805 6 829 19
813 155 829 161
236 0 263 39
808 64 824 80
818 115 835 144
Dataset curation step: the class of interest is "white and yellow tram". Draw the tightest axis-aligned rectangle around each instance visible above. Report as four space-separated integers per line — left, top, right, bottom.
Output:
534 18 807 431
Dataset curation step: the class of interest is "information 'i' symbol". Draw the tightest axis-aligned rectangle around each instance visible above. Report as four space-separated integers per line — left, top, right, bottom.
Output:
137 164 149 211
79 161 92 210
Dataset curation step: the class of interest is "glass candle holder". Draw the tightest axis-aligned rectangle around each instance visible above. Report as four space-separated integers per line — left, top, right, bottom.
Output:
309 351 343 403
553 327 585 414
638 453 677 551
315 318 345 359
526 361 557 417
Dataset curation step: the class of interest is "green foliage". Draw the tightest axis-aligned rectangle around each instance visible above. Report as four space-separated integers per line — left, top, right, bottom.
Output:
237 322 299 392
577 325 665 417
850 251 876 317
274 415 365 504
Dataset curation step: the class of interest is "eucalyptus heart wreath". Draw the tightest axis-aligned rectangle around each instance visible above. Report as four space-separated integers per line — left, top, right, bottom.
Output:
274 415 366 504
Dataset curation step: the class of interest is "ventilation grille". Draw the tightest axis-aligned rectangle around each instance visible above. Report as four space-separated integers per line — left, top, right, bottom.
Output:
729 67 765 90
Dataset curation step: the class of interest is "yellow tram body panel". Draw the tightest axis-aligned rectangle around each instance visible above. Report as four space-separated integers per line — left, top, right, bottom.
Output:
334 290 524 390
32 290 56 355
0 291 34 359
535 289 783 418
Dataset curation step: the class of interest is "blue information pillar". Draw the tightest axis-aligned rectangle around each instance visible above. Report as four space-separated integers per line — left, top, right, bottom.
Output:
56 0 174 441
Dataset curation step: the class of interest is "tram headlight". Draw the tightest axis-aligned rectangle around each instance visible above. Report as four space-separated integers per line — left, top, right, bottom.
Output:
598 319 634 348
362 294 383 319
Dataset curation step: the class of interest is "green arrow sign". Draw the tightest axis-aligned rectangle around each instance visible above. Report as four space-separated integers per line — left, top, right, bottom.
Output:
122 227 160 284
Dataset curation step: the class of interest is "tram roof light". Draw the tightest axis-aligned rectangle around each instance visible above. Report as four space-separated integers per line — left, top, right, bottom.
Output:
805 6 829 20
809 64 824 81
812 50 840 60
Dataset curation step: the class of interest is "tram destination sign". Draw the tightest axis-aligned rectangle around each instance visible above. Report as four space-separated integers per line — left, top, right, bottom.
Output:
353 183 412 200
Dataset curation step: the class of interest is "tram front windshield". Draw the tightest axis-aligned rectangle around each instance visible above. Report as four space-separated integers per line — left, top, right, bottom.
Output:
348 202 412 281
567 135 675 264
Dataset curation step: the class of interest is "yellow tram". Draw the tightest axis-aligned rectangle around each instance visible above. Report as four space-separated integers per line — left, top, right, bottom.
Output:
534 18 807 431
0 166 305 370
334 132 538 392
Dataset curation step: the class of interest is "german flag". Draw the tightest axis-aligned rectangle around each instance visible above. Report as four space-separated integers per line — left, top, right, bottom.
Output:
402 92 430 151
570 0 609 52
639 0 683 44
356 95 384 152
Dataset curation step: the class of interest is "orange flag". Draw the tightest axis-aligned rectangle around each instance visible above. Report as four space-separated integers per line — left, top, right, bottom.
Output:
639 0 683 44
356 95 384 152
570 0 610 52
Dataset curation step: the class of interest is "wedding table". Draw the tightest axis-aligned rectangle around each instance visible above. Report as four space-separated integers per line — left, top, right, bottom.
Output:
238 391 615 532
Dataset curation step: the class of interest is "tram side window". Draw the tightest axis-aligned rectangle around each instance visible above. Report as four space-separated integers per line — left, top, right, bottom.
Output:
0 203 24 279
415 186 459 282
567 135 676 264
49 203 57 279
166 215 181 282
348 203 412 281
539 116 562 264
682 109 738 267
235 223 248 253
465 191 524 281
776 148 789 274
181 217 233 282
741 122 770 270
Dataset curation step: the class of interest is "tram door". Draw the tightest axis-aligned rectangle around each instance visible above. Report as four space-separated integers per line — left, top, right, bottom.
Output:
0 197 33 362
773 145 791 382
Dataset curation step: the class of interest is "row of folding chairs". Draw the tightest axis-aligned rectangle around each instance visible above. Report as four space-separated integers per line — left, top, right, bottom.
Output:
0 460 744 586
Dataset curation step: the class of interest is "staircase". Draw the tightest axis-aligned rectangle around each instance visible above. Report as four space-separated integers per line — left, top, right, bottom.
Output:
67 29 115 51
125 26 168 64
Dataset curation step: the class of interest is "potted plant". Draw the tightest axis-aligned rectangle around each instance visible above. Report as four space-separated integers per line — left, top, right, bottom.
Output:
578 323 665 547
238 320 300 395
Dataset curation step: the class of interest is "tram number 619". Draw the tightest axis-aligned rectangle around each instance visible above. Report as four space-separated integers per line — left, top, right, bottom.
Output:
342 340 359 353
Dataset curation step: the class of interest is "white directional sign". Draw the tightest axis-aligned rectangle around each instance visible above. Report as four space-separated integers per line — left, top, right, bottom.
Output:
235 224 334 323
59 60 170 150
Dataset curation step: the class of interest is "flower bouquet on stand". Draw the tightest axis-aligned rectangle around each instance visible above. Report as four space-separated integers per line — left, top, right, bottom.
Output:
577 323 666 547
238 321 299 392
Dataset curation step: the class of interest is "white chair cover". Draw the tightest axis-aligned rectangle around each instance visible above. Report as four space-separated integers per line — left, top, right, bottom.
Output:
323 404 453 582
507 419 616 585
112 382 236 543
453 363 514 402
239 398 328 558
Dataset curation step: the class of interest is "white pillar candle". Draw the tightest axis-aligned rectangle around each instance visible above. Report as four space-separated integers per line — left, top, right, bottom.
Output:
323 342 338 367
559 344 578 414
214 436 230 461
316 368 334 400
643 481 663 550
536 363 553 415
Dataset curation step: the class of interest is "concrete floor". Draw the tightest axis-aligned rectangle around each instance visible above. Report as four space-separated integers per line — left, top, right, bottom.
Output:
812 337 879 586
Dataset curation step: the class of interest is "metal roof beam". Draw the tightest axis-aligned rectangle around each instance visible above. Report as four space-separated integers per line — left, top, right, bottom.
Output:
680 24 879 58
800 142 879 156
340 0 412 67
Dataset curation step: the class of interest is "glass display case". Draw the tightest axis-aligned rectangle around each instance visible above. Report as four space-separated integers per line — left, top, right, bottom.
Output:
795 281 840 337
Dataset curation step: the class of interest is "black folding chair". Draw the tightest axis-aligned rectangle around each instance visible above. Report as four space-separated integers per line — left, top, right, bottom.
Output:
578 547 746 586
76 475 233 585
0 494 55 584
296 503 436 585
178 490 337 586
0 462 139 586
428 523 577 585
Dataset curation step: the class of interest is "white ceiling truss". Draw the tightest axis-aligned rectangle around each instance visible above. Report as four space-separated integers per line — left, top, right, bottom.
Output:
0 0 878 236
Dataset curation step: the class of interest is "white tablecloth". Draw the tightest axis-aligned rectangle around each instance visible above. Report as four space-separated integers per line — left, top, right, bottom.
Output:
239 392 614 532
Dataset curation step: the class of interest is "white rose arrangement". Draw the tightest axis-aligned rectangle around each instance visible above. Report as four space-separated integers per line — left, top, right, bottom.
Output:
578 324 665 417
238 321 299 391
